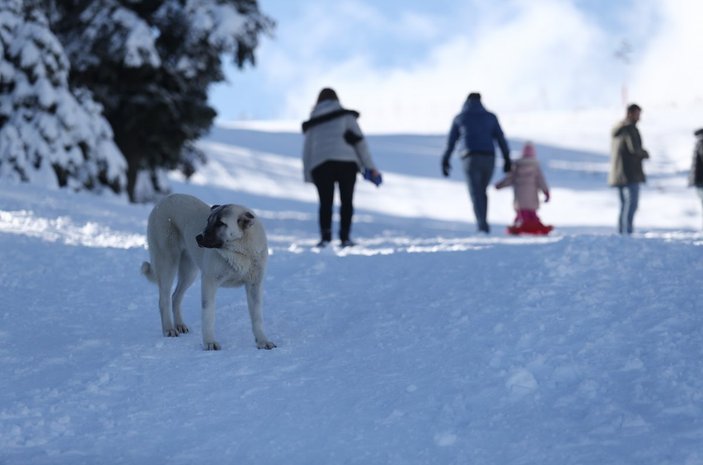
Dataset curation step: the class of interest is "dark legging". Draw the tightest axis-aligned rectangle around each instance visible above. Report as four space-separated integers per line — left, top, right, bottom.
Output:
462 155 495 232
312 161 358 241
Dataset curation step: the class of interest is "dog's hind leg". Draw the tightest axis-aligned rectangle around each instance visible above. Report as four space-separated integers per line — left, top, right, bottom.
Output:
172 251 197 334
155 256 179 337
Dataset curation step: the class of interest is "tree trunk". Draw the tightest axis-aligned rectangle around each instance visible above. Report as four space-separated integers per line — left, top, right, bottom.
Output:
125 153 139 203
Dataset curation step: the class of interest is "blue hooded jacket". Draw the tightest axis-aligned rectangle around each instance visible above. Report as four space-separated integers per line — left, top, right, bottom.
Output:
442 98 510 164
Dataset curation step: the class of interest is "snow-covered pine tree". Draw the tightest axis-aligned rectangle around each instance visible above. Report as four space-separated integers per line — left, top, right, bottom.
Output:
0 0 126 192
52 0 273 202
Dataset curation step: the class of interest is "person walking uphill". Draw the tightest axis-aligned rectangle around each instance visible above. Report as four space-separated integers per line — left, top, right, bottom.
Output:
441 92 512 233
609 103 649 235
302 88 382 248
689 128 703 229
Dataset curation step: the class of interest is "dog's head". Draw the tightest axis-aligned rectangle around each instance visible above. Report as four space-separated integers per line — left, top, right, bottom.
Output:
196 204 257 249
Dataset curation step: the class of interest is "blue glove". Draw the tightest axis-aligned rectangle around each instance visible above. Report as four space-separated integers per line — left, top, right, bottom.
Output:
363 168 383 187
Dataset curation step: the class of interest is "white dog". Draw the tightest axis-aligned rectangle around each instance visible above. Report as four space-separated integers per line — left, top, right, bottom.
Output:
141 193 276 351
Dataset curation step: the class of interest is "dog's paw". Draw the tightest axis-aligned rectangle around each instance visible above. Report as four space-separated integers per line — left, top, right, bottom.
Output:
204 342 221 351
257 340 277 350
175 324 190 334
164 328 179 337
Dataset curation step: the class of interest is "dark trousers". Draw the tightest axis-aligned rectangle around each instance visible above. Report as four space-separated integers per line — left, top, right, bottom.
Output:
461 155 495 232
617 183 640 234
311 161 358 241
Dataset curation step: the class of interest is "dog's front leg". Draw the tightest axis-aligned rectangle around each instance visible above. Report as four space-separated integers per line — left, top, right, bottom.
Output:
245 280 276 350
201 278 221 351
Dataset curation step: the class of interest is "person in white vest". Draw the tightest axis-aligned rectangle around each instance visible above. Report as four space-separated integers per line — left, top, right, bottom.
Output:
302 88 382 248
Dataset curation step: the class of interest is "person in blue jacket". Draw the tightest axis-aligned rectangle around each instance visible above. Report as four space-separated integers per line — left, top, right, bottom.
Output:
441 92 512 233
689 128 703 229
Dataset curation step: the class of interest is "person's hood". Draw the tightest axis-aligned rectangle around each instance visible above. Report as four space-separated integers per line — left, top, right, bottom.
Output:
612 119 635 137
461 98 486 113
301 101 359 133
311 99 343 118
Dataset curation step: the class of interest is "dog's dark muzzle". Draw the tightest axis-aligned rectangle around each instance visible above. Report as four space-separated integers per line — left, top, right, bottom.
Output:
196 233 221 249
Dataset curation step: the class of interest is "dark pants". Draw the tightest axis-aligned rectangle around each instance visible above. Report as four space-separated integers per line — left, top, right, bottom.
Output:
462 155 495 232
312 161 358 241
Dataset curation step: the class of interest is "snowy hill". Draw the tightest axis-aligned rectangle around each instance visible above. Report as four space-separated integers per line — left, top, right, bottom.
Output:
1 120 702 464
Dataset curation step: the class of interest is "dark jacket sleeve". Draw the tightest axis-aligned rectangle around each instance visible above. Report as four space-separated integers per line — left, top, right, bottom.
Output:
442 117 460 161
492 115 510 162
691 139 703 186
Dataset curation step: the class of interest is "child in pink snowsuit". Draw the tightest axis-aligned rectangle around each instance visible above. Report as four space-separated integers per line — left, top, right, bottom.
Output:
495 142 552 235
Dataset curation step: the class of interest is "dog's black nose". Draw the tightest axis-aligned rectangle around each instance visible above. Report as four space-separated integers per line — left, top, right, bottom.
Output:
196 234 204 247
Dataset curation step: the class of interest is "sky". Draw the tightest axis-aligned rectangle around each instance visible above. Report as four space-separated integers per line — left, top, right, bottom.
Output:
208 0 703 133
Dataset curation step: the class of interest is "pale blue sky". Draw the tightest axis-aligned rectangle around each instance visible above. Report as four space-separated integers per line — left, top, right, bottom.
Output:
209 0 701 132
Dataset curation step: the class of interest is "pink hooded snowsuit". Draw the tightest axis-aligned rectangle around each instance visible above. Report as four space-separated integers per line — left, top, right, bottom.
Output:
495 142 549 211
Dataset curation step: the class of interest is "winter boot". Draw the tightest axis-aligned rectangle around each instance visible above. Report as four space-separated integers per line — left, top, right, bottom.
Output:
317 229 332 247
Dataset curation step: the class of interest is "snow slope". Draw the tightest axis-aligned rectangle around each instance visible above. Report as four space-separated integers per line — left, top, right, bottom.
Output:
1 119 702 465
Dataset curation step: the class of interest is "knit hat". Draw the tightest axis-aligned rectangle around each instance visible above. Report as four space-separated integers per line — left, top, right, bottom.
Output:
317 87 339 103
522 142 536 158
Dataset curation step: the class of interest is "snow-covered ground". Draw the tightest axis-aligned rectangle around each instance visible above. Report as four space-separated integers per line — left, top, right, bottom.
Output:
1 110 702 464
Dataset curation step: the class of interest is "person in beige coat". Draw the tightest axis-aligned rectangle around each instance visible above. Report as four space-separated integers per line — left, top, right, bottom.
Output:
609 103 649 234
301 88 381 247
495 142 552 235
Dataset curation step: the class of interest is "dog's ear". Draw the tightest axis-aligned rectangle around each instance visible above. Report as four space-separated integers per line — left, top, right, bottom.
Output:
210 204 221 211
237 211 255 230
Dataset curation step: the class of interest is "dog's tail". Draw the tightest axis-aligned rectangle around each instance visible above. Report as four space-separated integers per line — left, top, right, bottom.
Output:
141 261 157 284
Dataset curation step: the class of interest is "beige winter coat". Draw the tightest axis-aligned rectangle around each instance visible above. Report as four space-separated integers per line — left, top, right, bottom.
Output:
301 100 376 183
495 157 549 211
609 120 649 186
